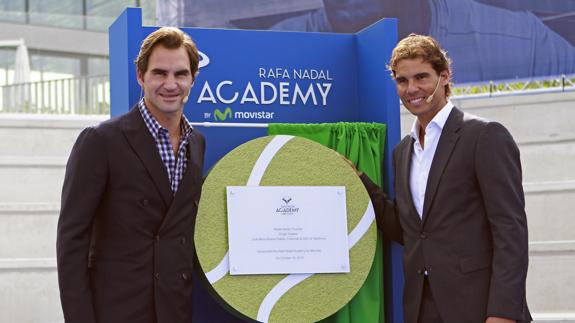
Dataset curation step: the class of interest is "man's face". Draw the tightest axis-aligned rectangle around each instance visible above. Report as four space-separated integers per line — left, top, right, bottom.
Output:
394 57 449 125
137 45 193 120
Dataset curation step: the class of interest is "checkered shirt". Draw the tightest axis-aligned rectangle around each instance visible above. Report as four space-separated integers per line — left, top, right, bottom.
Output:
138 99 192 194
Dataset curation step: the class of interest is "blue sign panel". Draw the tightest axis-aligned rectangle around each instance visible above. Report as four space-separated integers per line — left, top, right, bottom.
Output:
187 29 357 124
109 7 402 323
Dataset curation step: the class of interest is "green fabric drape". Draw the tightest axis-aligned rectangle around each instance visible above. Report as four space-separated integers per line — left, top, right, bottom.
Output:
268 122 386 323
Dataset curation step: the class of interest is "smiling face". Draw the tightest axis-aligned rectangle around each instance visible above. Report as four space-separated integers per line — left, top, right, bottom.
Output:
137 45 193 123
394 57 450 128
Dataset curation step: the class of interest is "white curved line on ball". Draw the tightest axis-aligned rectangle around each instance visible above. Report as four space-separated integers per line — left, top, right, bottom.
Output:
206 135 295 285
348 200 375 248
257 201 376 322
247 135 295 186
257 273 313 322
205 251 229 284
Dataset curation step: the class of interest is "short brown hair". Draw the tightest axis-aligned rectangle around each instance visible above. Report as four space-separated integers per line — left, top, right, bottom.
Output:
388 34 452 97
135 27 200 80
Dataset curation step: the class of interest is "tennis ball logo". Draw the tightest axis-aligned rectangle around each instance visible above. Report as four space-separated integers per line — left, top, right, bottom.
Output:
195 135 376 323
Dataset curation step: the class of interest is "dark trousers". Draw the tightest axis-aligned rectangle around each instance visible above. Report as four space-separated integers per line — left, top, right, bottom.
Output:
417 277 444 323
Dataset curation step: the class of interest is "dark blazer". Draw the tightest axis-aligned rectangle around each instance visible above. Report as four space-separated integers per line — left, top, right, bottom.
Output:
57 107 205 323
362 107 531 323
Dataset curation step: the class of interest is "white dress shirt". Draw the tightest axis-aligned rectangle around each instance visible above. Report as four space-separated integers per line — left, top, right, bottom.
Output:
409 101 454 219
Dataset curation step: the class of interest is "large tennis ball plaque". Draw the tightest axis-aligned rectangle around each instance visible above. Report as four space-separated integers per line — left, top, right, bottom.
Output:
195 135 376 323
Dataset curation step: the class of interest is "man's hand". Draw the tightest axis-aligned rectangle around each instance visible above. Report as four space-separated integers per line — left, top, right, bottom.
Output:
486 317 516 323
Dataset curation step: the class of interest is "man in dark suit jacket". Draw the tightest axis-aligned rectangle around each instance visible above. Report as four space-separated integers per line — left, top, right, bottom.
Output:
360 34 531 323
57 27 204 323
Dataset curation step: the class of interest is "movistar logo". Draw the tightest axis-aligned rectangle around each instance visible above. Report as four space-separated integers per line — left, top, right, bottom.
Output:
213 107 232 121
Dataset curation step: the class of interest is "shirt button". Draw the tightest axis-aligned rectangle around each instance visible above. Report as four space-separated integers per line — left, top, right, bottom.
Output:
154 273 160 280
155 235 160 243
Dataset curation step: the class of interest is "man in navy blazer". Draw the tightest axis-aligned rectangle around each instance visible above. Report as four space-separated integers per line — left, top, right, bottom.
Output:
360 34 531 323
57 27 204 323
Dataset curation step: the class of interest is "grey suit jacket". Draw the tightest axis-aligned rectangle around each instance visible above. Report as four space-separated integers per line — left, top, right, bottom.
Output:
363 107 531 323
57 106 205 323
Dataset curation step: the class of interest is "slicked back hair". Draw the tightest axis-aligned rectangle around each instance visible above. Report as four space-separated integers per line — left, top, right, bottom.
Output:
135 27 200 80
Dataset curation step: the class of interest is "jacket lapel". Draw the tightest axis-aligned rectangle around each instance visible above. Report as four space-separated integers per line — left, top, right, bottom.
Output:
399 136 422 224
186 130 205 181
159 130 204 231
171 130 204 204
421 107 463 225
122 107 173 209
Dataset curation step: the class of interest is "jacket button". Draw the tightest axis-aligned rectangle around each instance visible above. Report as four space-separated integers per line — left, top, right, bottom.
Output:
180 236 186 245
417 269 423 275
155 235 160 243
154 273 160 280
141 199 149 207
181 273 189 281
194 199 199 208
420 232 427 239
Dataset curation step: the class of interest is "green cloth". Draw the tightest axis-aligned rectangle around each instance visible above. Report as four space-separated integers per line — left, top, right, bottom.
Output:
268 122 386 323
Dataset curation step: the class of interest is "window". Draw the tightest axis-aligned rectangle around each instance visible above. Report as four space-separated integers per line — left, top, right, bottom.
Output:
28 0 83 28
86 0 134 31
0 48 16 86
87 56 108 76
30 53 80 81
0 0 25 23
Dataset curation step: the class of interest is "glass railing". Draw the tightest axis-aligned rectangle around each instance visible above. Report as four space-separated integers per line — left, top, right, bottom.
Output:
2 74 573 115
452 74 575 99
0 75 110 115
